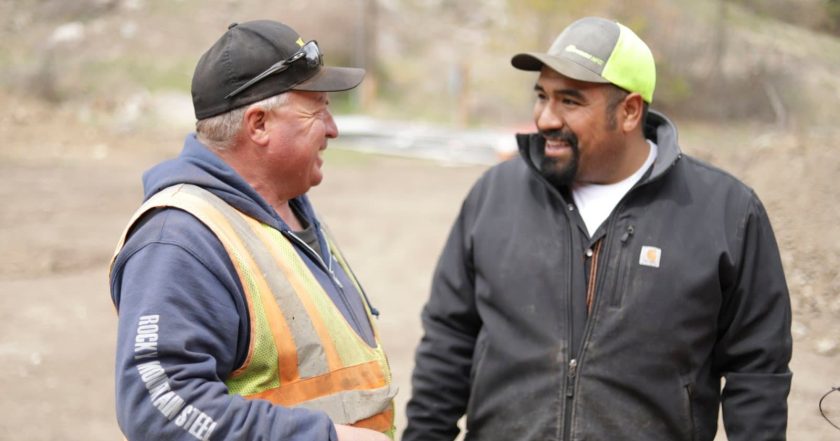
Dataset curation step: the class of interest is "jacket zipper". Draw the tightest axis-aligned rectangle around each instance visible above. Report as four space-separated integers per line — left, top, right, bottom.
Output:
284 231 368 334
563 238 603 440
562 208 623 440
565 355 578 440
566 359 578 398
285 231 343 288
563 203 577 441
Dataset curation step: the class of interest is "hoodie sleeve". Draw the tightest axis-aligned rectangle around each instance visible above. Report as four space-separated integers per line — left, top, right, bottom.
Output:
110 208 338 441
715 194 792 441
404 190 483 441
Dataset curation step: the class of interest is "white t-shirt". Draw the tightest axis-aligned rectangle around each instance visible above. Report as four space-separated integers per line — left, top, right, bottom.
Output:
572 140 658 237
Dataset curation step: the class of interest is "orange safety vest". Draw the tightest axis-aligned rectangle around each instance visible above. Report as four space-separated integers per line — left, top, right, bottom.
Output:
112 184 396 437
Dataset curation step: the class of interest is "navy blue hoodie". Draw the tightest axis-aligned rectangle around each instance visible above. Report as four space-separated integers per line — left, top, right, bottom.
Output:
110 134 376 441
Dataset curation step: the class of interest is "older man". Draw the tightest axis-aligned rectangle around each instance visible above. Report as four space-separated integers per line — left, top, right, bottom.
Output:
110 20 394 441
405 16 792 441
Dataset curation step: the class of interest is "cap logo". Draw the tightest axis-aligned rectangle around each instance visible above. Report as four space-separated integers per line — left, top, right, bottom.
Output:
564 44 604 66
296 37 305 47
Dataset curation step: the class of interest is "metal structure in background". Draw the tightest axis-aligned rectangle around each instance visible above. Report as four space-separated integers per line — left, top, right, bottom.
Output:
333 115 522 166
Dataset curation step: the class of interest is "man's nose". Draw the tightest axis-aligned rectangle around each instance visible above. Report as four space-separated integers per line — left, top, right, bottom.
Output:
325 111 338 139
536 103 564 131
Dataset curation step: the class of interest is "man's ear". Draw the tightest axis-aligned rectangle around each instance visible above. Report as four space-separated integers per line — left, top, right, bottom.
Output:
621 93 645 133
243 105 271 146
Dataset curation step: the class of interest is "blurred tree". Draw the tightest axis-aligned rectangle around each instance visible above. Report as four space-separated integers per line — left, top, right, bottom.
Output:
506 0 610 46
357 0 379 110
729 0 840 34
708 0 728 82
826 0 840 33
390 0 514 125
508 0 558 46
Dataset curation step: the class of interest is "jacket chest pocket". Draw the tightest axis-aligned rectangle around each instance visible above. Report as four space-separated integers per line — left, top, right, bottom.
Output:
608 225 637 309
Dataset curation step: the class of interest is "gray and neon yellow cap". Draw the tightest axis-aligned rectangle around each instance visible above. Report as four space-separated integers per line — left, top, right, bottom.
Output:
512 17 656 103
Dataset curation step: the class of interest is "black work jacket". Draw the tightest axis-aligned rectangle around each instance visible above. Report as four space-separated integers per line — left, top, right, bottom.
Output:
405 111 792 441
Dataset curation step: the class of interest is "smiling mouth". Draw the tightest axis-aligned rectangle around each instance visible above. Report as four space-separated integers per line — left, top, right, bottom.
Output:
544 140 572 157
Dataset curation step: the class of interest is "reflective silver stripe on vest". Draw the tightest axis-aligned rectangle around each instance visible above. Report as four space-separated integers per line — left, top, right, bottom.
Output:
294 383 398 425
157 184 330 378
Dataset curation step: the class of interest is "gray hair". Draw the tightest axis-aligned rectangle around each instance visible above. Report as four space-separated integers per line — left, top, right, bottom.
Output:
195 93 290 151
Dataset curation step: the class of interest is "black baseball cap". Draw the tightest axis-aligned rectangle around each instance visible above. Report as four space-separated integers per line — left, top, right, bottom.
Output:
191 20 365 120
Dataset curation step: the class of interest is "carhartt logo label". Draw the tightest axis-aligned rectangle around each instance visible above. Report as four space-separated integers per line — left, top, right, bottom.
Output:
565 44 605 66
639 246 661 268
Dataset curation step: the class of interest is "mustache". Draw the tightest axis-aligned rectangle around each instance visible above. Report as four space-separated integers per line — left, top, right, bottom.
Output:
539 129 578 148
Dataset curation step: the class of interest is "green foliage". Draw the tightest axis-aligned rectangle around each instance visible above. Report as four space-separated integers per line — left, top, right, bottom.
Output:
729 0 840 34
653 65 693 108
0 46 11 70
826 0 840 32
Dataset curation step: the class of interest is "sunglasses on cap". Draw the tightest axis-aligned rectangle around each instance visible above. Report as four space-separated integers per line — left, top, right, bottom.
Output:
224 40 323 99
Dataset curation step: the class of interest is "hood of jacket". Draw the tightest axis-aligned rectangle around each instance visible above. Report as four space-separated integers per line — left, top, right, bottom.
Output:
515 110 682 186
142 133 322 235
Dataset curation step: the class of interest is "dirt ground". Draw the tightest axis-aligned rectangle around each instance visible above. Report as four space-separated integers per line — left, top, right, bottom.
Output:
0 94 838 440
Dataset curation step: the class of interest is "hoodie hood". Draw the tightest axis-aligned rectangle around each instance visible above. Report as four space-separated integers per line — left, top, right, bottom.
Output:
515 109 682 185
142 134 320 233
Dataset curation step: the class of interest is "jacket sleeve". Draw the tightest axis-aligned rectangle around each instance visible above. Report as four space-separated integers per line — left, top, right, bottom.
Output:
404 198 483 441
111 210 338 441
716 195 792 441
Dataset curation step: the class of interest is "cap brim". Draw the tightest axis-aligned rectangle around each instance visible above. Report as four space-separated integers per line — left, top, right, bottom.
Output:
292 66 365 92
511 52 609 84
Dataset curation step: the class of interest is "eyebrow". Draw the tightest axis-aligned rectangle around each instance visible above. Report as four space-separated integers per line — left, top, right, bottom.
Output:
533 84 586 101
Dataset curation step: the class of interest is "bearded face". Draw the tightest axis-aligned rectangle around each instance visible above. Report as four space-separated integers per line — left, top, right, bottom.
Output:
538 128 579 188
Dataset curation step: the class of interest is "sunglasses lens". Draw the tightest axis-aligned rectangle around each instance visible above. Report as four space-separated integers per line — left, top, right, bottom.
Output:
302 42 323 68
225 41 323 100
